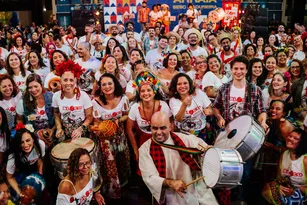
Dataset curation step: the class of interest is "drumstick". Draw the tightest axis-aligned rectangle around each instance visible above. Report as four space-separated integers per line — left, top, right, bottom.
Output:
186 176 205 187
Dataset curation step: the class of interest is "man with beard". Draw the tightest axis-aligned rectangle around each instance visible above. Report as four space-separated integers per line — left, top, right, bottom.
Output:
124 21 141 43
275 24 285 42
139 111 218 205
78 24 94 43
103 25 123 46
138 1 151 30
207 33 222 54
145 36 168 70
143 27 158 55
183 28 208 58
216 32 235 79
140 22 150 42
0 179 14 205
74 42 100 95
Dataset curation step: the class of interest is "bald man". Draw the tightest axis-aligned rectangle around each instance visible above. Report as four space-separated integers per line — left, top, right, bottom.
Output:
139 111 218 205
74 42 101 94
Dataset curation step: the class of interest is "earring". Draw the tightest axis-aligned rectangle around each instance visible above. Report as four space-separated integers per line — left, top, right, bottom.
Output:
74 87 78 94
283 86 287 91
29 95 33 101
100 92 104 96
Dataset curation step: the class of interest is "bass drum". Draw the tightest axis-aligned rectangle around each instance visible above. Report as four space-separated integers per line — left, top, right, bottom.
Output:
214 115 265 161
202 148 243 188
50 138 102 192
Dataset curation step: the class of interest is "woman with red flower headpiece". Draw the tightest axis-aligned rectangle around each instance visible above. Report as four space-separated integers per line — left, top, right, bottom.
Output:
0 75 22 130
262 72 292 110
57 148 105 205
52 60 93 141
16 74 54 147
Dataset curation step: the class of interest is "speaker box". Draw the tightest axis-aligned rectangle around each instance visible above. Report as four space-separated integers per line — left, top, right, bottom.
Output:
254 16 268 26
259 8 268 17
254 26 269 37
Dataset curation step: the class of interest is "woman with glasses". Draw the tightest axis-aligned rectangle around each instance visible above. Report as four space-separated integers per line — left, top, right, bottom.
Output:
57 148 105 205
186 55 207 90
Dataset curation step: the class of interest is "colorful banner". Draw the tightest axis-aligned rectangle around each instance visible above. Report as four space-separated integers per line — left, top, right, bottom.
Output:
104 0 222 32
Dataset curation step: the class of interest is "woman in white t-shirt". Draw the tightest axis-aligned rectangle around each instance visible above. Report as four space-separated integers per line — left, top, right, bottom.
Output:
0 75 22 130
0 107 10 167
27 50 50 84
6 52 31 92
126 70 172 161
202 54 228 100
57 148 105 205
187 55 208 90
113 45 132 82
52 60 93 141
6 126 45 199
10 36 27 62
169 73 213 138
44 50 69 93
95 55 127 90
92 73 130 199
263 55 278 89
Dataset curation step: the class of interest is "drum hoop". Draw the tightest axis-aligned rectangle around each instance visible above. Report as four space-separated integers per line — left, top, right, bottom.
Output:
51 140 95 161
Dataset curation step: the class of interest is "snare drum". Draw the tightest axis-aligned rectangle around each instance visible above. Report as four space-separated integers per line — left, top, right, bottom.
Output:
50 138 102 191
202 148 243 188
214 115 265 161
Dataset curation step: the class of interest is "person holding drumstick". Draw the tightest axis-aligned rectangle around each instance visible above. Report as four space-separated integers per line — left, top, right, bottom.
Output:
52 60 93 142
139 111 218 205
213 55 268 204
57 148 105 205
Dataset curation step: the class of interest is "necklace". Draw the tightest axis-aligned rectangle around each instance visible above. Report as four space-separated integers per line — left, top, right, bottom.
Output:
142 100 155 122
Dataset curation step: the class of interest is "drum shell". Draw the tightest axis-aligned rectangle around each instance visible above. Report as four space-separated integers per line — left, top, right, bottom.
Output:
50 138 103 192
202 148 243 189
214 115 265 161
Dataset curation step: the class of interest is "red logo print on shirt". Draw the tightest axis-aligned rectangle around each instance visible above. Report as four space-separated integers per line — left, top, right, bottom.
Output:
230 97 245 102
62 106 83 111
39 110 45 115
9 107 15 112
283 169 303 177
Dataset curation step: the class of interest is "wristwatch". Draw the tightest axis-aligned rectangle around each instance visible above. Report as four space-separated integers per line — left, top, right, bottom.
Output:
81 124 87 132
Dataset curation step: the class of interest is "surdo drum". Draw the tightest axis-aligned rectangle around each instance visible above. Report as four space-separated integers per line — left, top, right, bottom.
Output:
214 115 265 161
202 148 243 188
50 138 102 191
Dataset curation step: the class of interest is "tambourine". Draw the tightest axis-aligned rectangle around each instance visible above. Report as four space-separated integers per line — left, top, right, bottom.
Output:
91 120 118 140
48 77 61 92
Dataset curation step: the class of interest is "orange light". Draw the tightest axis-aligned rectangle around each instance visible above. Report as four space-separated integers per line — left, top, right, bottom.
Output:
95 11 100 16
96 21 100 24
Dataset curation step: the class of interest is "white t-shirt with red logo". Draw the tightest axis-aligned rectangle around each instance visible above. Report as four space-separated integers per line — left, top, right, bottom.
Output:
52 91 93 125
0 92 22 129
169 89 211 132
13 71 31 92
6 139 46 174
128 101 172 134
229 84 245 121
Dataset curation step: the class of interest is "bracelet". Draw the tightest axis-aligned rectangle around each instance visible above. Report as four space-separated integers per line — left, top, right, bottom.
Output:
81 125 87 132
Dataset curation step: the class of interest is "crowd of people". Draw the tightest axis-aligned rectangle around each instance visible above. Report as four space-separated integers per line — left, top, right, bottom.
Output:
0 6 307 205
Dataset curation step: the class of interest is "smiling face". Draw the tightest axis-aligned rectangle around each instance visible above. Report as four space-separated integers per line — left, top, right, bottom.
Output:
195 57 207 73
100 76 115 95
158 38 168 49
16 37 23 46
252 62 263 77
139 84 155 102
246 46 255 56
113 47 123 60
128 38 137 49
265 57 276 72
231 62 247 81
272 74 287 90
221 38 231 52
108 39 116 49
290 61 301 77
176 76 190 96
181 52 191 66
257 37 264 46
288 47 295 58
28 81 43 98
269 35 276 45
277 51 287 65
60 71 76 94
29 52 39 67
151 114 171 143
130 50 141 64
0 183 10 205
270 101 285 120
188 33 198 46
78 154 91 176
21 132 34 154
169 36 177 45
52 52 65 67
264 47 273 56
104 57 117 74
286 131 301 150
8 54 21 71
0 79 14 99
167 54 178 69
208 57 221 73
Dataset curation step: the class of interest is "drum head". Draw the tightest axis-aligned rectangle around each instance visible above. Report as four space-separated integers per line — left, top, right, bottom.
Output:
202 148 221 188
51 138 95 160
214 115 252 149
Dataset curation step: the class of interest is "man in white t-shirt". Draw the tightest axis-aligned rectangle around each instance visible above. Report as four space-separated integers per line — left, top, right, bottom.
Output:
54 35 74 60
183 28 208 58
145 36 168 70
75 42 101 94
123 21 141 43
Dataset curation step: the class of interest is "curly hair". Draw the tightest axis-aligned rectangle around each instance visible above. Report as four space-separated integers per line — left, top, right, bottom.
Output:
169 73 195 99
64 148 91 183
0 74 19 100
268 72 291 95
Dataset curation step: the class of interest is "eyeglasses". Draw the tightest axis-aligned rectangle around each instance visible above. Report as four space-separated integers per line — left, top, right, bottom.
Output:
78 161 91 168
196 61 207 65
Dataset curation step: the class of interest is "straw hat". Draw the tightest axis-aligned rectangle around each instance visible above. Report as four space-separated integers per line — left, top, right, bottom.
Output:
183 28 202 42
219 32 232 44
166 31 181 44
91 38 103 45
108 24 118 31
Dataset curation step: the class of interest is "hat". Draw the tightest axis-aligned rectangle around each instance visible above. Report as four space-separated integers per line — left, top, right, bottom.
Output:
178 13 187 20
161 4 169 8
219 32 232 44
91 38 103 45
117 24 125 31
166 31 181 44
108 24 118 31
184 28 202 42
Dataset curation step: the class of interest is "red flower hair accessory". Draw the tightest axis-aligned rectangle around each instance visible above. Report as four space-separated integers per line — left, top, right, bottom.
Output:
284 71 291 81
15 122 25 131
55 60 85 78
